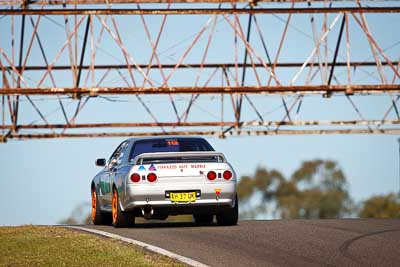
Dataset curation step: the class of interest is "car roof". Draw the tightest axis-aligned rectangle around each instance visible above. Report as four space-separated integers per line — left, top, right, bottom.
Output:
125 136 208 143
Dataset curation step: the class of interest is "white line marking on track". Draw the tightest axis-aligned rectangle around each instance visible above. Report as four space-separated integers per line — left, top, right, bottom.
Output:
66 226 210 267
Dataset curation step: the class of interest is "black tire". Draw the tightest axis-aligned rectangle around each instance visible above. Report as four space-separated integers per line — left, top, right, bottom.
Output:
91 188 111 225
216 194 238 226
193 214 214 225
112 187 135 228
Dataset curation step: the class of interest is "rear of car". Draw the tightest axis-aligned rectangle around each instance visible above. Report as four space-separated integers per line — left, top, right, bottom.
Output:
91 137 238 227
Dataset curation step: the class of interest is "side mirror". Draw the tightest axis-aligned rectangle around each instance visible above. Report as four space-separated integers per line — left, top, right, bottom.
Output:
95 158 106 167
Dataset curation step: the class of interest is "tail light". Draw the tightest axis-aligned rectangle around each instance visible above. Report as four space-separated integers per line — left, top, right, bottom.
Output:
207 171 217 181
131 173 141 183
147 173 157 182
223 170 233 180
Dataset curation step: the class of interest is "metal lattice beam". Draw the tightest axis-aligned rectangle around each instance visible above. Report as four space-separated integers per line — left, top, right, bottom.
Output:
1 7 400 16
1 85 399 95
0 0 393 5
3 61 398 71
4 128 400 142
1 0 399 141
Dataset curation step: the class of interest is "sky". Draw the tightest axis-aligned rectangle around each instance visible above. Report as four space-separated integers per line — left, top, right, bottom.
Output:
0 1 399 225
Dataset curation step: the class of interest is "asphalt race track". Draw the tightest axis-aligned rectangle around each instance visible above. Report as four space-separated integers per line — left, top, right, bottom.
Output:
82 219 400 266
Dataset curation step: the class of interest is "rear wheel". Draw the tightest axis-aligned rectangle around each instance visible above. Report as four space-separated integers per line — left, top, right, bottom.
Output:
193 214 214 225
216 194 238 226
91 188 110 225
112 188 135 228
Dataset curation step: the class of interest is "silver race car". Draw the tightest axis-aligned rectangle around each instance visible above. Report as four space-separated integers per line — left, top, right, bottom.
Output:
91 137 238 227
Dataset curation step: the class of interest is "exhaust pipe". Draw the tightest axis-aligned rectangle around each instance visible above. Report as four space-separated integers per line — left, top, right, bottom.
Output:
141 205 154 220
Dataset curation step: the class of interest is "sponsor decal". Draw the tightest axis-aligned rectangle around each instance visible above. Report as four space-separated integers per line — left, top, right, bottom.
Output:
149 164 157 171
214 188 221 196
158 165 177 170
166 139 179 146
158 164 207 170
138 165 146 171
199 171 204 175
191 164 206 169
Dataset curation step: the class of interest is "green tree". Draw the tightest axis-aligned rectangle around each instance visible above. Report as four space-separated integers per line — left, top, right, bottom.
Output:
359 193 400 218
237 167 284 201
58 202 92 225
237 160 353 219
278 160 352 219
237 166 284 219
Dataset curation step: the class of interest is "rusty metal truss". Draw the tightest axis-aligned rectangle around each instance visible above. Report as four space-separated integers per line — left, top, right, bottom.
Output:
1 0 400 141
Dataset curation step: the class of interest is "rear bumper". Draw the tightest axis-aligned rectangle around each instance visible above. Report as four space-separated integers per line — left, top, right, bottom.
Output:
121 180 236 212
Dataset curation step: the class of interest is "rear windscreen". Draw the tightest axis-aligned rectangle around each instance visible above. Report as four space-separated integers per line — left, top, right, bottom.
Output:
129 138 214 161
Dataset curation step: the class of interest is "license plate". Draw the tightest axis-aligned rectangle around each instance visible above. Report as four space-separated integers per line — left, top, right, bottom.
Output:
170 192 196 202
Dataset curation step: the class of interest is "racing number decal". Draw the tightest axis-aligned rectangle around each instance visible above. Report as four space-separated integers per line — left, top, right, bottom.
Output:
100 174 111 194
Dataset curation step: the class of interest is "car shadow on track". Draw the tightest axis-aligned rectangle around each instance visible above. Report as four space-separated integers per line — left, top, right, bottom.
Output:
131 221 219 228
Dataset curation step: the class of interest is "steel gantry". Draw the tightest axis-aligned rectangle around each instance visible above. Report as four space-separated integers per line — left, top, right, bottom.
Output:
0 0 399 141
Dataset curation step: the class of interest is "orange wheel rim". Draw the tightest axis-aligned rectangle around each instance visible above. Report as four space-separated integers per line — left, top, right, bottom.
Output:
91 190 97 221
112 190 117 224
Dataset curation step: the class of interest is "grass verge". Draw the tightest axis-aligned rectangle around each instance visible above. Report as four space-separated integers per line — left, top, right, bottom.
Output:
0 225 184 267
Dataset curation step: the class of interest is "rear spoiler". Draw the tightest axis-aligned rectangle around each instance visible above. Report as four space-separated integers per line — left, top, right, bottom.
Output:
132 151 226 165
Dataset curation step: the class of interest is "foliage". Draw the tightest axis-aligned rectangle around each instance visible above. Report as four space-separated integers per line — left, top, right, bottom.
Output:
238 159 353 219
358 193 400 218
58 202 92 225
